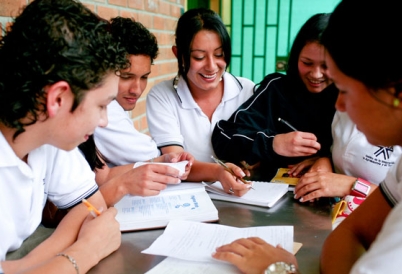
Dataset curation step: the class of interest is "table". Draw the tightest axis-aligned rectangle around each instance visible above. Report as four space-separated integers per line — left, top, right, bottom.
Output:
88 192 332 274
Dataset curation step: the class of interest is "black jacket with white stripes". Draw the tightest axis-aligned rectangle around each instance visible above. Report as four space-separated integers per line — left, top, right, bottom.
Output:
211 72 339 181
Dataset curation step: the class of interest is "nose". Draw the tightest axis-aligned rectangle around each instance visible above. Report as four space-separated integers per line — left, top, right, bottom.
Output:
310 66 324 79
98 109 108 128
129 79 142 96
205 55 218 71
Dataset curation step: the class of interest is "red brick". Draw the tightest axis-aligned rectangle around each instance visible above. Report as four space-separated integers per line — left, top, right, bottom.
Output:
97 6 119 20
0 0 24 17
128 0 143 10
120 10 138 20
138 12 153 28
144 0 158 13
108 0 127 7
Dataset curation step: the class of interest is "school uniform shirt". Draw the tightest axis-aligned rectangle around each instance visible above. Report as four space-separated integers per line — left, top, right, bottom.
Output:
146 73 255 163
0 132 98 261
212 72 339 181
350 150 402 272
94 100 160 167
332 111 402 184
379 155 402 206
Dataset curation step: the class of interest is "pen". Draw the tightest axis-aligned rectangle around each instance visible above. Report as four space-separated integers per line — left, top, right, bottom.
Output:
278 117 298 131
211 155 254 189
82 198 101 217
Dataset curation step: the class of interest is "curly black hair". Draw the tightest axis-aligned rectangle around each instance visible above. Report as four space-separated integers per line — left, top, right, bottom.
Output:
110 16 158 63
0 0 129 139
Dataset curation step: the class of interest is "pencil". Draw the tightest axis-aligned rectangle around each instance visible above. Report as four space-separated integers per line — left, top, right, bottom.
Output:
278 117 298 131
82 198 101 217
211 155 254 189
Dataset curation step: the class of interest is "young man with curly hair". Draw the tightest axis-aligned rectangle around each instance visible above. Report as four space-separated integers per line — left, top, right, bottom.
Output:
0 0 129 272
92 17 193 205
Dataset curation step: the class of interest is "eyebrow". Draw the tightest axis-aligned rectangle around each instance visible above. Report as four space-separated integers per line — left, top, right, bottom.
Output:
190 46 223 53
120 71 151 77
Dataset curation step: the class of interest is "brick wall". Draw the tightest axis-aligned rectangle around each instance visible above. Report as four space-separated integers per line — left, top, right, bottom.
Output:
0 0 185 135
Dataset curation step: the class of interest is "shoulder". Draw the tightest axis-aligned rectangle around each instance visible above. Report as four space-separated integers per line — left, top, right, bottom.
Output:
223 73 254 90
149 78 174 93
254 72 286 94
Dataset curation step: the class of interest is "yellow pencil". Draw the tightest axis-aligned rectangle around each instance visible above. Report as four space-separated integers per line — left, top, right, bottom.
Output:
82 198 101 217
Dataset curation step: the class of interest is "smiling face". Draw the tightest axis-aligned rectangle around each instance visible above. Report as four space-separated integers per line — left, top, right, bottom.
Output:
57 73 119 150
186 30 226 94
116 54 151 111
298 42 332 93
326 52 402 147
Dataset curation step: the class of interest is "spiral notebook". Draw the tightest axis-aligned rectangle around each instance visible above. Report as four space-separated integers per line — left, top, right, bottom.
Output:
202 181 288 208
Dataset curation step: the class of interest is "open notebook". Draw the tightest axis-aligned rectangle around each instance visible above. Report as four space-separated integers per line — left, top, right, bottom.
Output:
202 181 288 208
114 183 218 231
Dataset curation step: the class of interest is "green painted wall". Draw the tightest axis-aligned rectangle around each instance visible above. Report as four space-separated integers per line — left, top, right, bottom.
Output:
222 0 341 83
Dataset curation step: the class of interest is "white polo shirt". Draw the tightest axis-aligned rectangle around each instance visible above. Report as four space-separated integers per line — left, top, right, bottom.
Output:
351 181 402 273
146 73 255 162
0 132 98 260
94 100 160 167
332 111 402 184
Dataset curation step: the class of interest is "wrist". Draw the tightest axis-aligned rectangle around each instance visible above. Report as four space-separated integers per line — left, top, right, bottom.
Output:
265 262 298 274
350 178 371 198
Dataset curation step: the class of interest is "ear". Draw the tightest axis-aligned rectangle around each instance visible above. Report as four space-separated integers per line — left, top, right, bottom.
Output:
46 81 72 117
172 46 178 58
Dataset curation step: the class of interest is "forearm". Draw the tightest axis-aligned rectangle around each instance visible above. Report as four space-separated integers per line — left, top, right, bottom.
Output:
320 188 392 273
186 160 222 182
320 225 366 274
99 176 128 206
3 192 106 273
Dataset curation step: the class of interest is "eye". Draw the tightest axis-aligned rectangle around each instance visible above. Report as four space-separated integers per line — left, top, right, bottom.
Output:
119 74 131 80
302 61 312 66
192 54 204 61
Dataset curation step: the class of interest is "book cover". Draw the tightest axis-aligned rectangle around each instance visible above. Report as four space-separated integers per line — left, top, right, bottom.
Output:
114 183 219 231
202 181 288 208
270 168 300 186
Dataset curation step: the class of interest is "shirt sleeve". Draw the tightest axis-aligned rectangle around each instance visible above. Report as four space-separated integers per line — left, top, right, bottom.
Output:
379 156 402 207
94 100 160 166
146 81 184 148
350 200 402 273
212 77 282 165
46 147 99 209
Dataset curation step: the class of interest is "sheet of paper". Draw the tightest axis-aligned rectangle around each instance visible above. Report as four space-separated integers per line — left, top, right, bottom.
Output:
134 160 188 176
202 181 288 207
146 242 303 274
142 220 293 262
145 257 241 274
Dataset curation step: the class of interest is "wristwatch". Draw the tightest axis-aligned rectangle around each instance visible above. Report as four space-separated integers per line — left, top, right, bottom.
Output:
265 262 297 274
350 178 371 198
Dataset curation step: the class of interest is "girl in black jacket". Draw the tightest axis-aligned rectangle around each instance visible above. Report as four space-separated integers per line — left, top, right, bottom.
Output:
212 13 339 181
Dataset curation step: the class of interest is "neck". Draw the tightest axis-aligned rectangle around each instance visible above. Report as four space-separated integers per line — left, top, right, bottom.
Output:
0 122 44 161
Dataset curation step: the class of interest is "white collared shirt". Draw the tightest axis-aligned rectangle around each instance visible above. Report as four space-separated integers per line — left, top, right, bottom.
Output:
146 73 255 162
0 132 97 260
94 100 160 167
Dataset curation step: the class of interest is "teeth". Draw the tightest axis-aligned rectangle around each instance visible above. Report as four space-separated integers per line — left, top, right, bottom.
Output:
308 79 324 84
201 73 216 79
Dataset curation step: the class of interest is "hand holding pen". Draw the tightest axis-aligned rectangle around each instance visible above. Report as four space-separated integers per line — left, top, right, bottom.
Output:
211 156 254 192
82 198 101 217
275 117 321 157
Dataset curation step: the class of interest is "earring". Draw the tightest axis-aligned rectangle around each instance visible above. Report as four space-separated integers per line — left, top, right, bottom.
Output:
394 98 400 107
